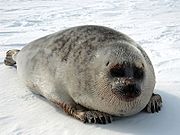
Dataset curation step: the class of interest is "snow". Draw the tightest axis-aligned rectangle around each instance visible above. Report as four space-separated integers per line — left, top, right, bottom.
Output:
0 0 180 134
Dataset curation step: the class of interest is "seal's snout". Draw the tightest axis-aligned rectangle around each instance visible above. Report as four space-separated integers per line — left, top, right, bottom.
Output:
124 83 141 98
111 78 141 101
109 62 144 101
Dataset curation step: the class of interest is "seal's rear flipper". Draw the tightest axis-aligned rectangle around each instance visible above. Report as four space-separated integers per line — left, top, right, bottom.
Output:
4 49 20 67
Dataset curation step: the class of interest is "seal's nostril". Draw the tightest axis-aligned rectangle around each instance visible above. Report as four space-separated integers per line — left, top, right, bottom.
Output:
124 84 141 96
128 84 135 92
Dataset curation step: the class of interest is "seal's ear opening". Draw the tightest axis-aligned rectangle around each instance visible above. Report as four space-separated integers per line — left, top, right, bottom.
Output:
110 64 124 77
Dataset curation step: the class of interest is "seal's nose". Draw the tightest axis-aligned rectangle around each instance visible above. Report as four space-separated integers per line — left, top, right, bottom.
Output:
125 84 141 97
128 84 136 92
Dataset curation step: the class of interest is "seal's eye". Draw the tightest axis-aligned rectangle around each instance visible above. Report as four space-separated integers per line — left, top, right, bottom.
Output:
110 64 124 77
134 67 144 79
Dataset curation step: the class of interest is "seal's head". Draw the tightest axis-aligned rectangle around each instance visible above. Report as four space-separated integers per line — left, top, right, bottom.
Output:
88 42 155 116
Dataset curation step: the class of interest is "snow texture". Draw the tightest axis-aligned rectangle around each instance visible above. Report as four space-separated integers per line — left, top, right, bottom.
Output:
0 0 180 135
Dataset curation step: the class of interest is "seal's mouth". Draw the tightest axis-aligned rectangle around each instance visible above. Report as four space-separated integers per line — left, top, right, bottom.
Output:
112 86 141 102
111 79 141 102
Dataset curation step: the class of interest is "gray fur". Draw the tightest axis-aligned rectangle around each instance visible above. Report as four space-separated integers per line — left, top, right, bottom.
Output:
13 25 157 118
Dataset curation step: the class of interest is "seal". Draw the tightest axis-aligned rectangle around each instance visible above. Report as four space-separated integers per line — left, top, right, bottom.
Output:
4 25 162 124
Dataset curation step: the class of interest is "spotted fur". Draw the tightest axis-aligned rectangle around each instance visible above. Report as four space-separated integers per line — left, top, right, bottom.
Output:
5 25 162 124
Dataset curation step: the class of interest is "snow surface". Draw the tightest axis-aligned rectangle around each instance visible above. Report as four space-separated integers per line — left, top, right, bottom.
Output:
0 0 180 135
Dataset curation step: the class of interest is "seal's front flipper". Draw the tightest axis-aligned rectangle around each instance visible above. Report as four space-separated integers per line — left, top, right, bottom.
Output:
4 49 20 67
75 110 113 124
144 93 162 113
52 100 112 124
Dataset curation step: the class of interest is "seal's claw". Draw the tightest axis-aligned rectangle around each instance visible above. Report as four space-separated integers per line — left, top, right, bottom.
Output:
83 111 112 124
145 93 162 113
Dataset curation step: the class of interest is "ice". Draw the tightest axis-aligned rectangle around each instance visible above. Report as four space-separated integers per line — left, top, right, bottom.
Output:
0 0 180 134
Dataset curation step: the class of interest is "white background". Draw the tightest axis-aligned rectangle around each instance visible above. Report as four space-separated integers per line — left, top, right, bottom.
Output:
0 0 180 135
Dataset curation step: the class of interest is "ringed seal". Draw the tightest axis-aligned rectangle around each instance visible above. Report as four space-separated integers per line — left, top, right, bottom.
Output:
4 25 162 124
